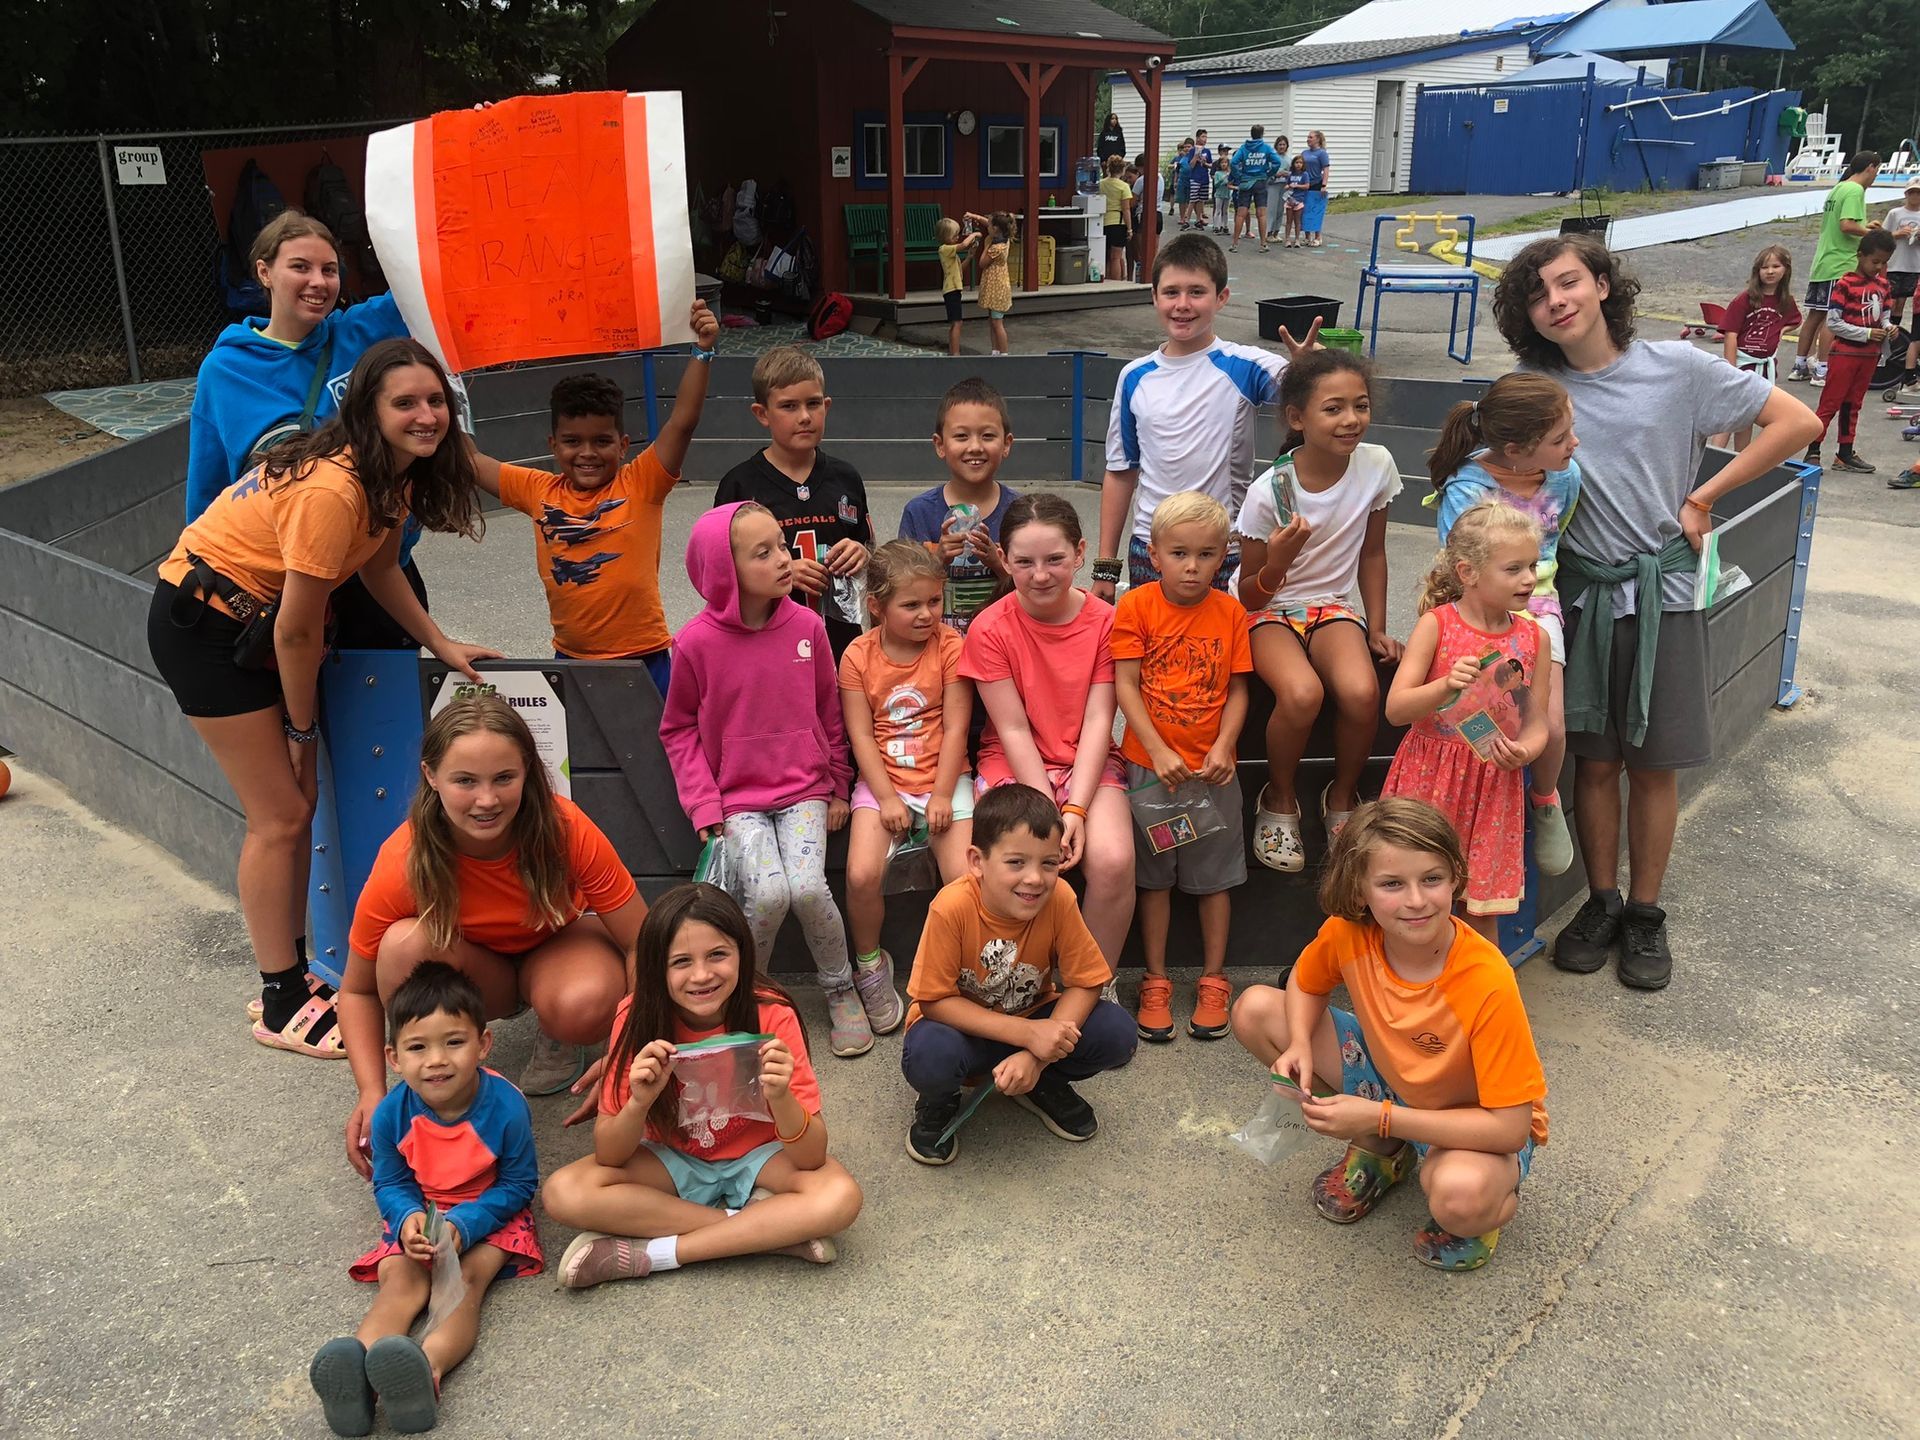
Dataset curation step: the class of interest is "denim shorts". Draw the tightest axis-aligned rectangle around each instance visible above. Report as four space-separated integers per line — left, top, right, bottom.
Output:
643 1138 785 1208
1329 1007 1535 1183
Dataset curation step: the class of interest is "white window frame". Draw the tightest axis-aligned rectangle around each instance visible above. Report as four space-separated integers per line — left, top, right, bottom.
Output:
862 121 946 179
985 123 1061 179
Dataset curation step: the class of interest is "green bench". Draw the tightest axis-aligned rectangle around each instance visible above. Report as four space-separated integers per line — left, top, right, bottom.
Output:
844 202 947 291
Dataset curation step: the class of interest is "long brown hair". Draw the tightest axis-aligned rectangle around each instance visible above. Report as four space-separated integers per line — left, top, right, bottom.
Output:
1492 236 1640 371
406 695 573 952
261 337 482 539
606 883 800 1137
1427 373 1571 489
1416 500 1541 614
1746 244 1793 303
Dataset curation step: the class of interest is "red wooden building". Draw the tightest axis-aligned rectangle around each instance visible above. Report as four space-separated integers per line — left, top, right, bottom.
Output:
608 0 1173 312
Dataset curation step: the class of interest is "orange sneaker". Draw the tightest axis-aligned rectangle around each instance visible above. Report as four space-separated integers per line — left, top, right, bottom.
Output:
1135 975 1175 1042
1189 974 1233 1039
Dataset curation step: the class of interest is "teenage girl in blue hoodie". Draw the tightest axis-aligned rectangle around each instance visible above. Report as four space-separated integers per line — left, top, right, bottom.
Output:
187 210 428 648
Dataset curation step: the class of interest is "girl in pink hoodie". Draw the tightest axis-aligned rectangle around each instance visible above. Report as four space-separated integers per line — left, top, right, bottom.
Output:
660 502 875 1057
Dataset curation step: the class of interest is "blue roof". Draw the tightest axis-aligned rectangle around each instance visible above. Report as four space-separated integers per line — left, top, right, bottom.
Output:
1549 0 1794 56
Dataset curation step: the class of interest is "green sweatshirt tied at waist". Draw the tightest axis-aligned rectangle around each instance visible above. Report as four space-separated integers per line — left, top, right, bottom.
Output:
1558 536 1698 748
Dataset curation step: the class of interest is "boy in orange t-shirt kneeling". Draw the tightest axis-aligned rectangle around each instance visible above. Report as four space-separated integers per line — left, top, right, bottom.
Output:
1112 492 1252 1044
470 300 719 695
1230 797 1549 1271
900 785 1138 1165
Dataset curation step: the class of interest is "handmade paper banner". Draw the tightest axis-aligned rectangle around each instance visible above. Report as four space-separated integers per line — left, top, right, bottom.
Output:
366 92 693 371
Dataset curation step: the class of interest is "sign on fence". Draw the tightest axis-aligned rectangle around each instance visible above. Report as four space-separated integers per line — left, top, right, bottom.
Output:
426 667 573 797
364 91 695 372
113 147 166 184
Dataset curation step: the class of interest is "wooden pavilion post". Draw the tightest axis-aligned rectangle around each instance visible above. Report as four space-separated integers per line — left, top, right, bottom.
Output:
1129 65 1163 279
885 51 928 300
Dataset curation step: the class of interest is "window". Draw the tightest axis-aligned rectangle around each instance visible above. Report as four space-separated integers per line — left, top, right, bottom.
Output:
986 124 1059 178
977 114 1069 189
853 111 953 190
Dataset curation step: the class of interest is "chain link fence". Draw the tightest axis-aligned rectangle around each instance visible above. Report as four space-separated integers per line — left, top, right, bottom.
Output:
0 122 400 397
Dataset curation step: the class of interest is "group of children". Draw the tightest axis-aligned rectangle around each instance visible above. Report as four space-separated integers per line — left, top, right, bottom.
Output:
315 227 1789 1433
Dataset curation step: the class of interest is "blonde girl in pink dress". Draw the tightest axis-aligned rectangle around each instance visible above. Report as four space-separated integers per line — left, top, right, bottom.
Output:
1382 503 1550 944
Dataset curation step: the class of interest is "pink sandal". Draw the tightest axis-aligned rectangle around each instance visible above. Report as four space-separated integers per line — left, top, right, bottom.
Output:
245 970 333 1021
251 993 347 1058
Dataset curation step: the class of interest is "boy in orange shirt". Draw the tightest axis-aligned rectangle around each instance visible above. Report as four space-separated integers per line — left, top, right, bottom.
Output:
471 299 719 694
1112 492 1252 1043
900 784 1138 1165
1230 797 1548 1271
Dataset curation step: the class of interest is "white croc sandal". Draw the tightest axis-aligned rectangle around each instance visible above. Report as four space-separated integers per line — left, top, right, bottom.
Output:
1254 792 1306 873
1321 782 1356 849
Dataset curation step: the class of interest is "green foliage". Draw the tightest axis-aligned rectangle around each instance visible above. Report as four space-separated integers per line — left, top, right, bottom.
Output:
1105 0 1366 60
1720 0 1919 150
0 0 651 132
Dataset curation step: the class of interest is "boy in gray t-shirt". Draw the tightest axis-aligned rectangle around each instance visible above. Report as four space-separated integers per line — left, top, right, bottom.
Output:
1492 236 1821 991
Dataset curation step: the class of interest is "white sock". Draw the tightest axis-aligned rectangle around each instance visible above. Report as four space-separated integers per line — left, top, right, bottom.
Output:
645 1235 680 1272
724 1207 741 1218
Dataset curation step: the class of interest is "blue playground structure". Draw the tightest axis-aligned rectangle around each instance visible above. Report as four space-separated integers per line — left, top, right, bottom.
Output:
1354 212 1480 365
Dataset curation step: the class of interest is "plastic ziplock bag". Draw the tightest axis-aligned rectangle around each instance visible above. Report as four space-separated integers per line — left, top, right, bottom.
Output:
1229 1088 1314 1166
1691 533 1752 611
938 1080 998 1146
419 1200 467 1338
883 817 941 895
1127 777 1230 855
673 1032 774 1148
694 835 733 893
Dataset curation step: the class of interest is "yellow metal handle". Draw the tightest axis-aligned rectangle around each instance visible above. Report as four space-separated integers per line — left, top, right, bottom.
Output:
1393 213 1461 250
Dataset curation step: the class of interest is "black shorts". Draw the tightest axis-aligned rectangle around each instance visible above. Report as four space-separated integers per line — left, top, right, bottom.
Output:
1104 223 1129 251
330 558 429 649
148 578 283 718
1889 270 1918 301
943 289 962 323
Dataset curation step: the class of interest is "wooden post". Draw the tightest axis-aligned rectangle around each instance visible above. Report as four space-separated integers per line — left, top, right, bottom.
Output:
887 51 908 300
1024 61 1043 293
1130 65 1163 281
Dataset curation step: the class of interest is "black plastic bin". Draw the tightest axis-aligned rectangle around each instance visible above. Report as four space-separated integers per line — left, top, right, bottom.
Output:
1258 295 1341 342
1558 214 1612 245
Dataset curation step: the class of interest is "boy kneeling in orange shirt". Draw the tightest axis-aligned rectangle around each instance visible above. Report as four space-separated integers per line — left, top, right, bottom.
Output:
470 300 719 694
1231 798 1549 1271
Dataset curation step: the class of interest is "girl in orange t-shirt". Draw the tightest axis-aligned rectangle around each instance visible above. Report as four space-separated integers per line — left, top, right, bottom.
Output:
1230 798 1548 1273
150 338 497 1062
339 696 646 1175
838 541 973 1031
541 882 862 1288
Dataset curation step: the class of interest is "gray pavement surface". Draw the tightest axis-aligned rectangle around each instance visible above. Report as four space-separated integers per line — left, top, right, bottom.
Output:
7 198 1920 1437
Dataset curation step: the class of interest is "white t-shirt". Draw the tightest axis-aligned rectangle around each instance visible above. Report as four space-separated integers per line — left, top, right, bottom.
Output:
1885 205 1920 273
1233 442 1401 607
1106 338 1287 544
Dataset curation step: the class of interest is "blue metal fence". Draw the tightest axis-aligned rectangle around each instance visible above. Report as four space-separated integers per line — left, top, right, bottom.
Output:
1411 73 1800 195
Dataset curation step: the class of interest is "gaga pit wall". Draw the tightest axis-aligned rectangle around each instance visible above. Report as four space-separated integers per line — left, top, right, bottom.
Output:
0 355 1818 975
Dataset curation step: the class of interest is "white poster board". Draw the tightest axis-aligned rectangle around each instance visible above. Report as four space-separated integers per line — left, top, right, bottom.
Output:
429 669 571 798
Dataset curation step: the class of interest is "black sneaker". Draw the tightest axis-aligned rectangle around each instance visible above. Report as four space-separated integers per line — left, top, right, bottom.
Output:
906 1094 962 1166
1618 901 1673 990
1012 1069 1097 1141
1832 451 1876 474
1553 891 1622 973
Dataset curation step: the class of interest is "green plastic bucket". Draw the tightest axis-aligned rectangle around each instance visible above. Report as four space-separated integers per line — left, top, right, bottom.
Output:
1320 327 1365 354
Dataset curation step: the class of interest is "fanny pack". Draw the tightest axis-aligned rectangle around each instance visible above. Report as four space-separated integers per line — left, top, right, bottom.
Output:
171 552 280 669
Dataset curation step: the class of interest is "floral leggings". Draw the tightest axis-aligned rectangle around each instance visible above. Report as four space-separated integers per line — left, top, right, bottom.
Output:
723 801 852 989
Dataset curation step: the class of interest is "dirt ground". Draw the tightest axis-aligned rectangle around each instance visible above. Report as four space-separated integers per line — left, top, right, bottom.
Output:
0 396 119 488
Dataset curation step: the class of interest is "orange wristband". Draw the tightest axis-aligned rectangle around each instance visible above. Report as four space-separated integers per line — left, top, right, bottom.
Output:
1060 802 1089 819
1684 495 1712 515
1378 1099 1392 1139
775 1109 812 1144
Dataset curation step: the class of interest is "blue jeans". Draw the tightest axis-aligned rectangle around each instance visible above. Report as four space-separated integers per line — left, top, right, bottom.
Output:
901 998 1138 1102
553 647 671 696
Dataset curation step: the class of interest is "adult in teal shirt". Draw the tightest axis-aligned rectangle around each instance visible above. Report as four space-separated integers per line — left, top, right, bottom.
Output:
1790 151 1882 382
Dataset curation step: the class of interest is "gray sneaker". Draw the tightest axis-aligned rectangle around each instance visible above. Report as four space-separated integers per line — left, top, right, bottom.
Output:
853 949 905 1034
519 1030 586 1096
824 980 875 1057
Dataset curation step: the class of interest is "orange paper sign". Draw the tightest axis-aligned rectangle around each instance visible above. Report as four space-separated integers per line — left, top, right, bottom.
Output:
367 92 693 371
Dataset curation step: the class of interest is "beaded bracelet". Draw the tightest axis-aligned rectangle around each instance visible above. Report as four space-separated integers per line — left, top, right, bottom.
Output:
1090 557 1123 584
